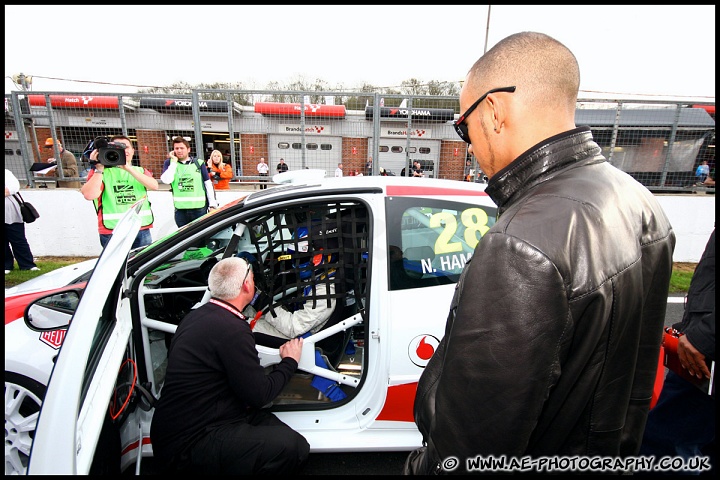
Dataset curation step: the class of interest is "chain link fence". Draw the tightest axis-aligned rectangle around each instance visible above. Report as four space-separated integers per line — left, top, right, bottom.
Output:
5 90 714 192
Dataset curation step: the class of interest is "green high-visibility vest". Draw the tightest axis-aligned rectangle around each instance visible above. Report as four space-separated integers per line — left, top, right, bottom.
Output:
171 160 207 209
94 167 154 229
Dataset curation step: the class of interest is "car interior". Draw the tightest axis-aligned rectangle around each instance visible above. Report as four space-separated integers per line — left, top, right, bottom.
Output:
137 200 370 408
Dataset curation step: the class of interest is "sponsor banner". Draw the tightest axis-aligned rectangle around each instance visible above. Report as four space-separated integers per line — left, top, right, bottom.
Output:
68 115 122 127
278 124 330 135
139 98 229 113
28 95 120 109
382 127 432 138
255 102 346 118
5 130 18 140
365 106 455 122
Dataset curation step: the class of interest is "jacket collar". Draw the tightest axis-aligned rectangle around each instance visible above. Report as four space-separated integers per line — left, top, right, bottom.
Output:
485 127 604 214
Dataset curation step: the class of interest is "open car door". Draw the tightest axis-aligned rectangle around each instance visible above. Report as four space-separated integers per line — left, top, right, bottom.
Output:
28 199 145 474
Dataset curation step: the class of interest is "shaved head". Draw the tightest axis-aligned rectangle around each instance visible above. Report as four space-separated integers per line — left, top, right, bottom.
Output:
467 32 580 115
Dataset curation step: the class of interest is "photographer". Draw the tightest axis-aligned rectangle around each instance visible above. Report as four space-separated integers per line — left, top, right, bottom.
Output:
80 134 159 249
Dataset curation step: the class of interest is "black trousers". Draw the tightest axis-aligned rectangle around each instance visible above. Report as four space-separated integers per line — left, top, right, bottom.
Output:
5 221 37 271
259 173 269 189
174 409 309 475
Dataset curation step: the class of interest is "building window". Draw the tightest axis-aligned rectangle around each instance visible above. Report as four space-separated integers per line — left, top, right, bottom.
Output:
278 142 290 149
419 147 431 154
306 143 318 150
379 146 389 153
320 144 332 151
292 143 302 149
391 146 403 153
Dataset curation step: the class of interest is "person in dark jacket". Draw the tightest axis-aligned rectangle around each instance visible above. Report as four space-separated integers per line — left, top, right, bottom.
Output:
404 31 676 475
639 228 715 472
150 257 309 474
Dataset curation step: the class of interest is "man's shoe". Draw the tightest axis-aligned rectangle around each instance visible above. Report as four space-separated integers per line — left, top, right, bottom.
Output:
29 267 40 271
4 270 10 275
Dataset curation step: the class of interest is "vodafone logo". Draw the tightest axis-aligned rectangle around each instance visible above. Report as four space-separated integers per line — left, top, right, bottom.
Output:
408 334 440 367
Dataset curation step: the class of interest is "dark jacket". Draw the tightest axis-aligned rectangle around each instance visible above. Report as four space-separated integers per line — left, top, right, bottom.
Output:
150 300 298 468
408 127 676 474
673 228 715 361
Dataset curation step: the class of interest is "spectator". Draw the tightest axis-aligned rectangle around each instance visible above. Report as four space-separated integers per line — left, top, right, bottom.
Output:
277 158 289 175
81 135 158 249
366 157 373 176
639 228 715 470
161 137 219 228
5 169 39 273
463 159 473 181
696 160 710 185
411 161 424 178
43 138 80 188
150 257 309 474
334 163 343 177
206 149 233 190
257 157 269 190
404 31 675 474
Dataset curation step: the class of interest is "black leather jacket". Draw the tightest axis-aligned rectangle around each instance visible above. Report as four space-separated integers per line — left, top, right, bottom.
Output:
409 127 676 474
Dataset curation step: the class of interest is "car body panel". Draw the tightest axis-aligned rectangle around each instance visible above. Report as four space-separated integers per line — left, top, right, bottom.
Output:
16 176 499 474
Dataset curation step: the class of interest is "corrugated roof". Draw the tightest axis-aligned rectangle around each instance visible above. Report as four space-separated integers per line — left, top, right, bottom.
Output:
576 107 715 128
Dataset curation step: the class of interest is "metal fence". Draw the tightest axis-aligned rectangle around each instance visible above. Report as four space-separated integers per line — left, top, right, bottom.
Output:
4 90 715 192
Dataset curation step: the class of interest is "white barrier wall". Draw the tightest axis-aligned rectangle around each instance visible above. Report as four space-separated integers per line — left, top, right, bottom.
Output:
18 189 715 262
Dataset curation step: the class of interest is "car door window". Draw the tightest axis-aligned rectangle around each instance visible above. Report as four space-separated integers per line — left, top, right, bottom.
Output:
385 197 497 290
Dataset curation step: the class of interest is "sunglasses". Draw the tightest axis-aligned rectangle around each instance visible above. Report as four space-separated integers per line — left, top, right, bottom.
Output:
454 86 516 144
240 257 252 287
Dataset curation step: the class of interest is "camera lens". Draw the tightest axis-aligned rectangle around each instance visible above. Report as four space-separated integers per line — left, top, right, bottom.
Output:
106 151 120 163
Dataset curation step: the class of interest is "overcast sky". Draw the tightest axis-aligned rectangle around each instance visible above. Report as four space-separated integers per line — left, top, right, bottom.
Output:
4 5 715 101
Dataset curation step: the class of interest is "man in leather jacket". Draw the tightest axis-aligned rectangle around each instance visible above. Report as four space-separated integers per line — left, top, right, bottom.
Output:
404 32 676 475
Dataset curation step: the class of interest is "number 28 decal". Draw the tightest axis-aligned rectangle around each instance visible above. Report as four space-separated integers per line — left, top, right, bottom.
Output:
428 207 490 254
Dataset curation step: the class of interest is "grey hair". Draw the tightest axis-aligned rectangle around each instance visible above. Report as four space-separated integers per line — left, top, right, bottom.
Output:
208 257 250 301
467 31 580 112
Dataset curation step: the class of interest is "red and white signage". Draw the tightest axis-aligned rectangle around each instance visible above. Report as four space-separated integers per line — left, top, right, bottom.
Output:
27 95 120 109
255 102 346 118
278 124 330 135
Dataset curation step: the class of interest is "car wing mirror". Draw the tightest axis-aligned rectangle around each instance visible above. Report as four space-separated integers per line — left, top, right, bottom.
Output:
24 289 82 331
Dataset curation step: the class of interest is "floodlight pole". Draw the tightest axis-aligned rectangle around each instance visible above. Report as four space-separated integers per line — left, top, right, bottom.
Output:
484 5 491 54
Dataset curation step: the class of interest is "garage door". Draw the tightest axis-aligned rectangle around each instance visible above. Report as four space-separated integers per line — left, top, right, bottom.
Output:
369 138 440 178
268 134 342 175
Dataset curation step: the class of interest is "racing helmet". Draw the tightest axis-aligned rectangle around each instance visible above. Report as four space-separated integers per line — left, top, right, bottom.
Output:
286 226 336 280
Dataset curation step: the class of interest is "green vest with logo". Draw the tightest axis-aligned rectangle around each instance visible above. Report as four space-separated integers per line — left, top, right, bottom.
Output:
171 160 207 209
94 167 154 229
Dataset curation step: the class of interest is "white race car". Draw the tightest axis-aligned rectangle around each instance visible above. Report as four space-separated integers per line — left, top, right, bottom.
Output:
10 173 500 475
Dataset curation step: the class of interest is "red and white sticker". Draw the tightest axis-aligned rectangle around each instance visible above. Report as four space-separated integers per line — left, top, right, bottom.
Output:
408 334 440 367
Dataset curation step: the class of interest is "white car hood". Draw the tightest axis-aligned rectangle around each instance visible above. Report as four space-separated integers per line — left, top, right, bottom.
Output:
4 258 97 297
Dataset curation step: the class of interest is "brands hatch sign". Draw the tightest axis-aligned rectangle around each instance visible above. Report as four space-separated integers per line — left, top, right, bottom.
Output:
365 106 455 122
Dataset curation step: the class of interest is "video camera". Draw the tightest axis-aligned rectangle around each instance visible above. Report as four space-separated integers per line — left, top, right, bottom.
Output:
83 136 127 167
